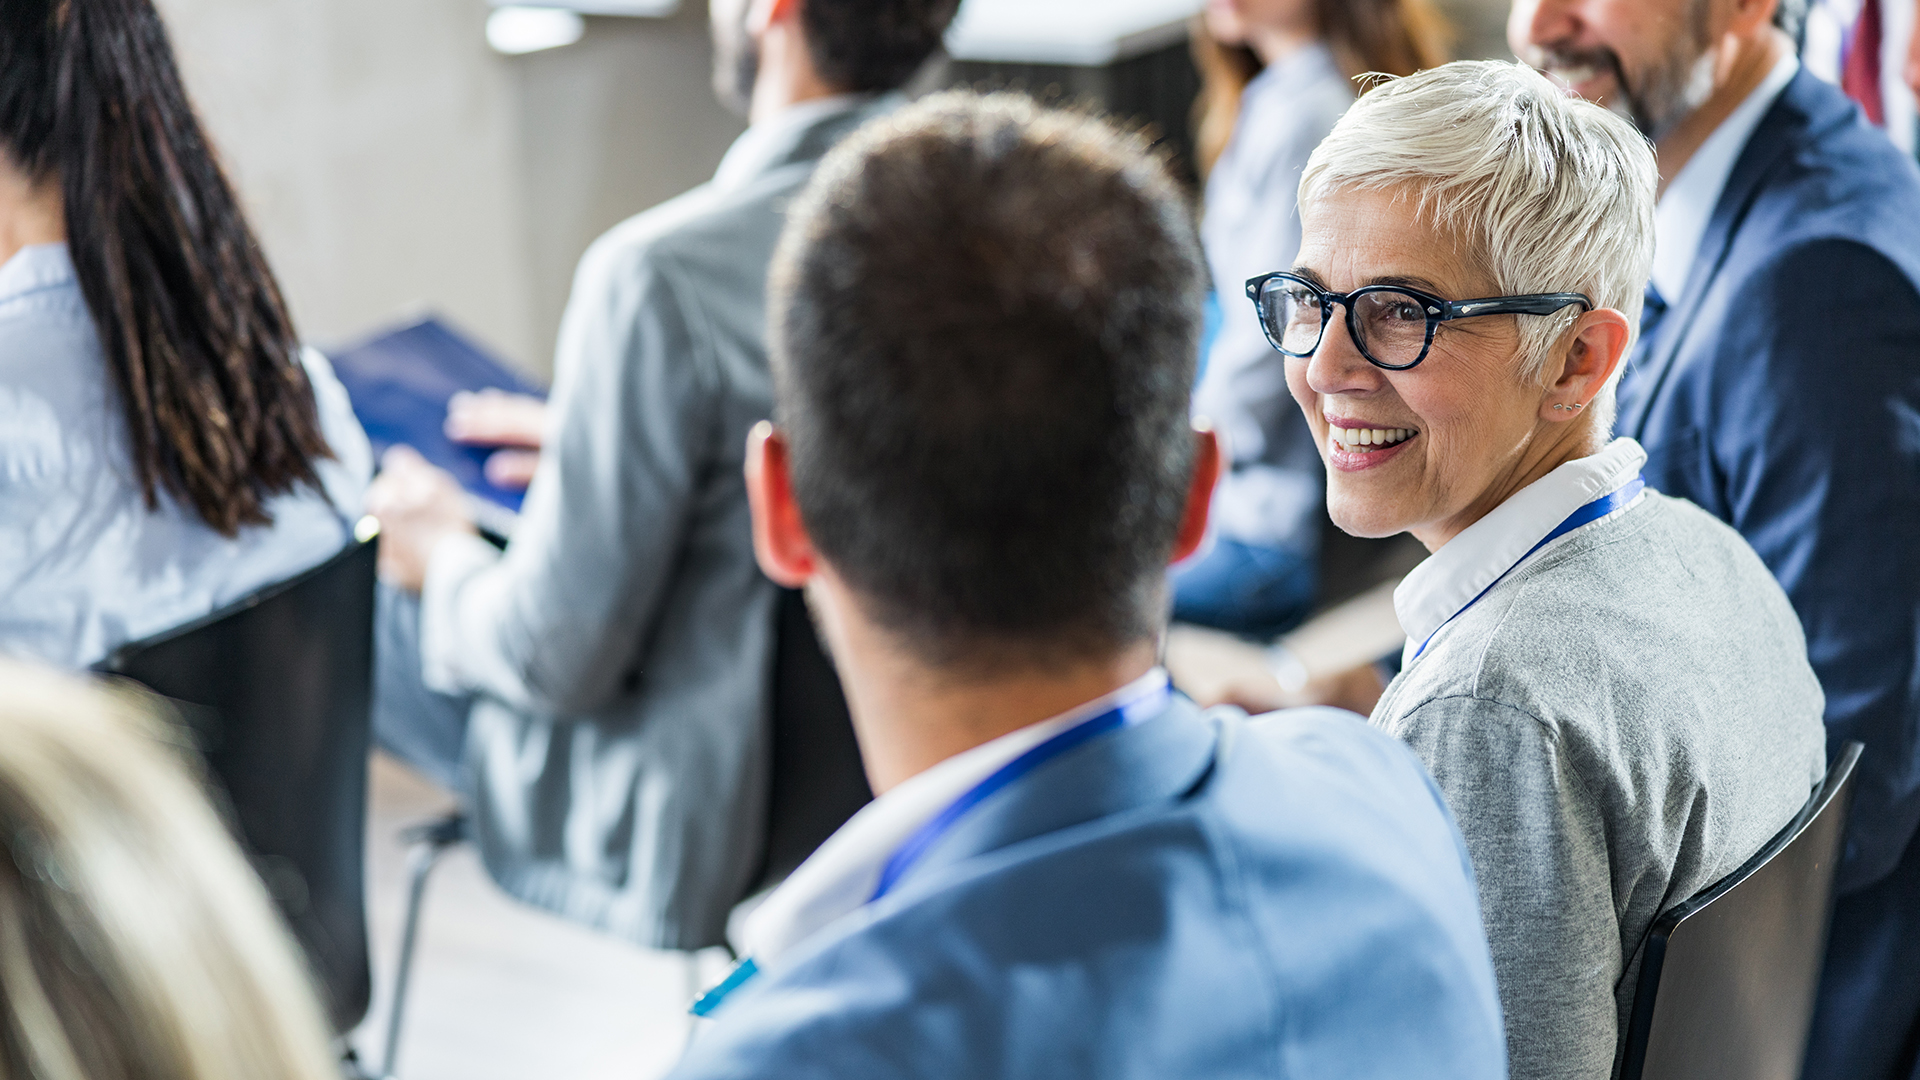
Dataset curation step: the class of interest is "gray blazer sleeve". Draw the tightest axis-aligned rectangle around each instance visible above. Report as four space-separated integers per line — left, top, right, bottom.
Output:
419 238 718 716
1398 695 1620 1080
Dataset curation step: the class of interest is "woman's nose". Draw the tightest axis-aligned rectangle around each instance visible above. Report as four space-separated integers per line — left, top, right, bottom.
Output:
1304 309 1382 397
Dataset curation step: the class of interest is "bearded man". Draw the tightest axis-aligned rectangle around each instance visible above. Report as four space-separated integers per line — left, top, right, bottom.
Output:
1510 1 1920 1078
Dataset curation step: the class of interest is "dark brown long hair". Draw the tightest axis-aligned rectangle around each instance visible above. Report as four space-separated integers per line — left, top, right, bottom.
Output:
1192 0 1454 178
0 0 331 536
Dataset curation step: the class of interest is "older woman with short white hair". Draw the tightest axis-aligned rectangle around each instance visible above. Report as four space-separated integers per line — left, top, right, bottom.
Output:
1254 61 1829 1079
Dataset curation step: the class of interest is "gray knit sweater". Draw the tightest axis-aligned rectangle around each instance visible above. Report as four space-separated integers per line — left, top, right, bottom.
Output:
1372 492 1827 1080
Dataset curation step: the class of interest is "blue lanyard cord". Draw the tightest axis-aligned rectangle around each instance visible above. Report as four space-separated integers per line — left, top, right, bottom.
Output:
1412 476 1645 662
688 676 1173 1019
869 678 1173 903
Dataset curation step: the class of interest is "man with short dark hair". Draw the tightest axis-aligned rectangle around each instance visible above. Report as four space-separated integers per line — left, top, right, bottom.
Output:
1511 1 1920 1076
363 0 957 948
665 92 1508 1079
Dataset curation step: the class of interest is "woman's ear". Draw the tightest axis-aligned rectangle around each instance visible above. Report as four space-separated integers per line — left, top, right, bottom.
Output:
1171 426 1223 564
1543 308 1632 420
744 420 817 587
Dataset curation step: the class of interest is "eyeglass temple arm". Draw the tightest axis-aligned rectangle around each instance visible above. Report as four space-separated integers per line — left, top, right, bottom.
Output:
1442 293 1593 318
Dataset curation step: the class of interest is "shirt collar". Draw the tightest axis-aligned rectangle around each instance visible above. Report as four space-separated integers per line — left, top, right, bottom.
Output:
711 93 870 191
1394 437 1648 665
1650 53 1800 302
0 242 75 305
737 666 1172 968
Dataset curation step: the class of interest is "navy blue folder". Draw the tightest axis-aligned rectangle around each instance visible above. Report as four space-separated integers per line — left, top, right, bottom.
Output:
324 316 546 514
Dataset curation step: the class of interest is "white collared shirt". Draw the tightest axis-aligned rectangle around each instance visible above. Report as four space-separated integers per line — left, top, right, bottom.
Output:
1395 438 1649 667
1651 54 1801 303
0 243 372 668
737 666 1172 968
711 93 869 191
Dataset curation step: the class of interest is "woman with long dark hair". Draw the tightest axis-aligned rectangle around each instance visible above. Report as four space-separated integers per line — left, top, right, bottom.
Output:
0 0 370 667
1174 0 1448 640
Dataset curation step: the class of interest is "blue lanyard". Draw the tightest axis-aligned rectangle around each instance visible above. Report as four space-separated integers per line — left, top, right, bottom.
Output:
690 675 1173 1018
869 675 1173 903
1411 476 1645 662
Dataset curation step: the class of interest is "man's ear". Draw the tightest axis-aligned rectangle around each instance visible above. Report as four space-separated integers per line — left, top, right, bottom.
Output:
1171 426 1223 564
745 420 817 587
748 0 797 34
1542 308 1631 420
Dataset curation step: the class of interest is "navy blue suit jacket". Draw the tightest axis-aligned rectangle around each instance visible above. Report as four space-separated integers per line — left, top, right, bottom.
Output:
669 701 1508 1079
1618 70 1920 892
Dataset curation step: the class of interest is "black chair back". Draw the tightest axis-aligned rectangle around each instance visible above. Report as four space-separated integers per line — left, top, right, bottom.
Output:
748 587 872 896
1618 741 1864 1080
97 537 377 1034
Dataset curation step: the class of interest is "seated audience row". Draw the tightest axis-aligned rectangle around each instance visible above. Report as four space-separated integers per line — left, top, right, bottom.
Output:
1 0 1916 1075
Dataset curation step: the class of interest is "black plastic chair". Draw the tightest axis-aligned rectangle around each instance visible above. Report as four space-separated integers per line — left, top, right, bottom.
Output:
96 533 378 1038
1618 741 1864 1080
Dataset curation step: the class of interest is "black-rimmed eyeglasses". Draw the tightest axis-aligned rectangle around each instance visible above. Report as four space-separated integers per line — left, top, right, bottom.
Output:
1244 271 1592 371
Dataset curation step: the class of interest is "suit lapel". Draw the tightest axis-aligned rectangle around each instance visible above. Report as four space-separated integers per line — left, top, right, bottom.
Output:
1620 72 1820 436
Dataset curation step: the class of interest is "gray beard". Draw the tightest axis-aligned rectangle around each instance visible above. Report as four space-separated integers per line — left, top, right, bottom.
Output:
1627 45 1718 140
1622 0 1717 139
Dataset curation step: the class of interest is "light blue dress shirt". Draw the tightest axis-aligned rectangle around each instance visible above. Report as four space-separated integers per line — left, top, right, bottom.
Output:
0 243 371 668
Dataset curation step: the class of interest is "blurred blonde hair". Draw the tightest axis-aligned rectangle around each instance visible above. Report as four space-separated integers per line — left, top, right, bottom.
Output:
0 659 340 1080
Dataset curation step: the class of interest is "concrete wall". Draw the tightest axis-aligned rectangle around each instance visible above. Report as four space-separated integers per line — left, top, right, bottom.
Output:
156 0 743 379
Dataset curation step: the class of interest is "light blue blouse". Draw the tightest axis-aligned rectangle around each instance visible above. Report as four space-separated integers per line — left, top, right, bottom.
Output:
0 243 372 668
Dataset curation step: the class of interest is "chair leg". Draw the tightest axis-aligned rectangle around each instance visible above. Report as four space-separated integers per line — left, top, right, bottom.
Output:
380 811 467 1079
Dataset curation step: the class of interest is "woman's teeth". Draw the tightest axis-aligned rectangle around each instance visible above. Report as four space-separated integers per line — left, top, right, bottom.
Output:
1331 426 1415 452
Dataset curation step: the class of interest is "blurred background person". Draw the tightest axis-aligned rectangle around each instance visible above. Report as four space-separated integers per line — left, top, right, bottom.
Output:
1510 0 1920 1076
366 0 959 952
1174 0 1449 639
0 0 371 670
0 659 341 1080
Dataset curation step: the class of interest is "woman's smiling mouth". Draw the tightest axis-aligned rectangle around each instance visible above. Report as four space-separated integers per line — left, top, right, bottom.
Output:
1324 417 1419 469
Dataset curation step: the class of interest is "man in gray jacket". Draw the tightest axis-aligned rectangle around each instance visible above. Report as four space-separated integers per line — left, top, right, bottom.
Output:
365 0 958 950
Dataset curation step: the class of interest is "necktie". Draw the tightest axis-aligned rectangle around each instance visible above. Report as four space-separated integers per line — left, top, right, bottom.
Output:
1843 0 1886 126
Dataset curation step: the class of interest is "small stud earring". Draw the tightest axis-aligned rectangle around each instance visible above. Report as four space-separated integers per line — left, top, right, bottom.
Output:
1571 402 1585 410
1552 404 1569 411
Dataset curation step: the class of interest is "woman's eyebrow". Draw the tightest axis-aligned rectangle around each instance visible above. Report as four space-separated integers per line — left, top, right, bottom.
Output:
1289 266 1332 290
1370 273 1450 294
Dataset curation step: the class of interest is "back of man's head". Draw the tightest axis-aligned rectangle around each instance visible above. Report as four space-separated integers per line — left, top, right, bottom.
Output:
769 92 1205 671
805 0 960 92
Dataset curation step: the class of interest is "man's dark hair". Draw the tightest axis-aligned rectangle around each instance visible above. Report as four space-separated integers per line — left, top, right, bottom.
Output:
803 0 960 93
770 92 1205 669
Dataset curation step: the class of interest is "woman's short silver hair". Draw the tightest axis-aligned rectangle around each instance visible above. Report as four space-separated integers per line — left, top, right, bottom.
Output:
1300 61 1657 407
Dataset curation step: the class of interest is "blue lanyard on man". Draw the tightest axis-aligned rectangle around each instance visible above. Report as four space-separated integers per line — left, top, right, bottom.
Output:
1411 475 1646 662
691 674 1174 1017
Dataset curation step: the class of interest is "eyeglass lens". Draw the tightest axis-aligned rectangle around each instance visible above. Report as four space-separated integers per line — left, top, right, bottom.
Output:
1258 278 1431 367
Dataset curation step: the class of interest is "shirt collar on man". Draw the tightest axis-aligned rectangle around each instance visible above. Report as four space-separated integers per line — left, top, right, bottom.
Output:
1650 53 1801 303
737 666 1173 968
1394 437 1648 666
711 92 870 191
